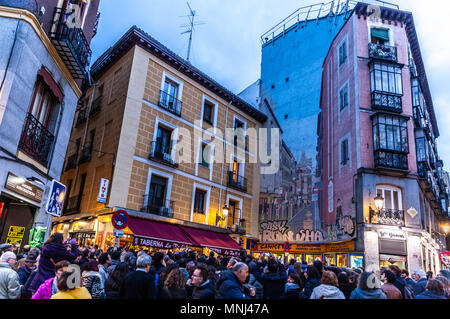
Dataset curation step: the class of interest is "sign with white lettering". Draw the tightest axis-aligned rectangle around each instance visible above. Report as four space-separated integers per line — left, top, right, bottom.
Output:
378 229 406 241
5 173 44 203
97 178 109 203
113 229 124 238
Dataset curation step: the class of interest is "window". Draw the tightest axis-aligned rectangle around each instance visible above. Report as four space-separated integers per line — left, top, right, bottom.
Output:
30 80 55 127
155 126 172 155
233 117 246 148
203 100 214 125
147 175 167 214
164 79 178 104
376 186 402 211
371 28 389 45
339 84 349 111
341 139 349 166
193 189 206 214
339 40 347 66
370 62 403 95
199 142 210 168
372 114 409 170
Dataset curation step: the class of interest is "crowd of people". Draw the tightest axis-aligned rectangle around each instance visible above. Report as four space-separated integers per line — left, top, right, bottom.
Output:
0 233 449 300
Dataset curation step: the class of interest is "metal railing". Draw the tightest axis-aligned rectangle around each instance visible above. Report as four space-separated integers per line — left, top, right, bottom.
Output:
368 43 398 62
75 108 87 127
374 150 408 170
141 196 174 218
89 96 102 116
227 171 247 192
49 8 92 79
371 91 402 113
158 90 182 116
370 208 405 227
149 141 178 167
78 145 92 165
18 112 55 167
65 153 78 171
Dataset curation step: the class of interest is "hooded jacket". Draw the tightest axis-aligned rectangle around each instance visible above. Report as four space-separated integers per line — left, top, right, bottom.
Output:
0 262 20 299
299 278 321 299
310 284 345 299
283 282 301 299
189 280 215 299
253 261 287 299
350 287 387 299
415 290 447 300
217 272 251 299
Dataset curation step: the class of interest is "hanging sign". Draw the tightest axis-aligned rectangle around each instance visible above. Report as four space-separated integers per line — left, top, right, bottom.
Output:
45 180 66 217
97 178 109 203
5 173 44 203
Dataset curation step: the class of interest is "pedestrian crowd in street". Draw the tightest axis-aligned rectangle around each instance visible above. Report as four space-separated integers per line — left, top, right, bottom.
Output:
0 234 449 299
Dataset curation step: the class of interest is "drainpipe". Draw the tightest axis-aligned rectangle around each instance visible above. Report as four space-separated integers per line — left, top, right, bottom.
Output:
218 100 232 227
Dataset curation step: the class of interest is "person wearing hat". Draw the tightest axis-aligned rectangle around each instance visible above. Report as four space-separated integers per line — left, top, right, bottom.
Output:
0 244 13 255
0 251 20 299
17 252 38 286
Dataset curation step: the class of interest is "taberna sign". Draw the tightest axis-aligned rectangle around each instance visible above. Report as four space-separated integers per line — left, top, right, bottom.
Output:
97 178 109 203
45 180 66 217
378 229 406 241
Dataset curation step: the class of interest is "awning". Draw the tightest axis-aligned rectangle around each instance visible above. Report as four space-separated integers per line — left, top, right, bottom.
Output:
128 217 195 249
371 28 389 41
38 67 64 103
179 226 241 257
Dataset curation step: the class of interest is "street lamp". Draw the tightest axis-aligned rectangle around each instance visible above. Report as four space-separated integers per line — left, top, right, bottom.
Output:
374 194 384 211
443 224 450 235
215 205 229 226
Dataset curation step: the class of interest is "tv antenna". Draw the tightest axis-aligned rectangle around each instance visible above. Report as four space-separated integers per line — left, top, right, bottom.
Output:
180 2 205 62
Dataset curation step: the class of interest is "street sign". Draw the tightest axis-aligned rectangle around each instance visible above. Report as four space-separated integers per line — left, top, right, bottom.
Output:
283 241 290 253
97 178 109 203
45 180 66 217
112 210 129 230
113 229 124 238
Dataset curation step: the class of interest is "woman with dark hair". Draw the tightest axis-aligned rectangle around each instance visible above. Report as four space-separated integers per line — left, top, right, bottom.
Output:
159 268 187 299
337 272 356 299
51 269 91 299
31 260 70 299
104 262 128 299
82 260 104 299
293 262 305 290
313 260 323 278
350 272 386 299
29 233 79 293
416 279 447 299
283 273 302 299
299 266 321 299
157 263 179 297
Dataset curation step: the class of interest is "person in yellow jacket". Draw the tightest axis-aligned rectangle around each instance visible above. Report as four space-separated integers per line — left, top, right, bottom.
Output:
51 269 91 299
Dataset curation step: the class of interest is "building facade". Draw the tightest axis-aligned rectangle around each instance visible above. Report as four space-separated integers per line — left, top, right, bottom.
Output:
53 26 266 256
319 2 449 273
0 0 99 250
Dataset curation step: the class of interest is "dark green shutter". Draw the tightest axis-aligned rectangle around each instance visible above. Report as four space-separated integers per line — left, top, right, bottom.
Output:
371 28 389 41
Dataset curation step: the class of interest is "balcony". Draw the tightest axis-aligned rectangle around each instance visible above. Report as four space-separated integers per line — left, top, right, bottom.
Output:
75 108 87 127
227 171 247 192
371 92 402 113
18 112 55 167
78 145 92 165
370 208 405 227
374 150 408 171
49 8 92 80
149 141 178 167
65 153 78 171
368 43 398 62
158 90 182 116
417 161 429 179
64 195 82 215
89 96 102 117
141 197 174 218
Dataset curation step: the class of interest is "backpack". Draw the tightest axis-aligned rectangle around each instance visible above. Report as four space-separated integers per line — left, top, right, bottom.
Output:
403 284 415 299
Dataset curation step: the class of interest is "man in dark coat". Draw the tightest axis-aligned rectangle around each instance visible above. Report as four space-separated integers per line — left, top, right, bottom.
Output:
186 264 215 299
253 257 287 299
17 252 38 286
413 270 428 295
29 234 79 293
120 255 155 299
217 263 255 299
415 279 446 299
388 265 406 297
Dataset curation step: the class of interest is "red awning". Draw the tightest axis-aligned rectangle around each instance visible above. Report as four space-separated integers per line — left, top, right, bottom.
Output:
38 67 63 103
179 226 241 256
128 217 195 249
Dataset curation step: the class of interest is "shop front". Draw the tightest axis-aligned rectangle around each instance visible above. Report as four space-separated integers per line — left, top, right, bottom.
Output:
0 173 45 253
251 240 361 267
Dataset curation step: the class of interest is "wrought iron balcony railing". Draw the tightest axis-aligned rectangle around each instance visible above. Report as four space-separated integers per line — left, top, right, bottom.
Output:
368 43 398 62
49 8 92 79
227 171 248 192
78 145 92 165
374 150 408 171
370 208 405 227
141 196 174 218
18 112 55 167
75 108 87 127
64 195 82 215
89 96 102 117
371 91 402 113
158 90 182 116
65 153 78 171
149 141 178 167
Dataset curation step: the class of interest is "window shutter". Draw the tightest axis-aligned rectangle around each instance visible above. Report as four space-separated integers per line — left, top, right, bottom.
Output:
371 28 390 41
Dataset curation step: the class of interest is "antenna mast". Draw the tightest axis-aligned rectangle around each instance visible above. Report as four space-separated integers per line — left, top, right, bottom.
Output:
180 2 205 62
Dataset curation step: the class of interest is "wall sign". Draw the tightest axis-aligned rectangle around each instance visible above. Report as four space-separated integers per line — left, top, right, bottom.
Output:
254 240 355 254
378 229 406 241
5 173 44 203
45 180 66 217
97 178 109 203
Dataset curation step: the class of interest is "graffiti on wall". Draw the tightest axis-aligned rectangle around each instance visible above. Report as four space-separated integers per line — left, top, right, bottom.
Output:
259 220 324 242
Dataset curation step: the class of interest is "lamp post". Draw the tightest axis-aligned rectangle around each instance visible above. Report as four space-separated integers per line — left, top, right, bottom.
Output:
374 194 384 211
215 205 229 226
